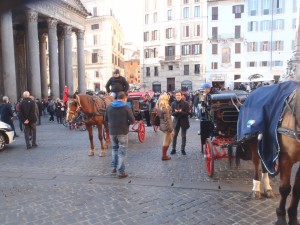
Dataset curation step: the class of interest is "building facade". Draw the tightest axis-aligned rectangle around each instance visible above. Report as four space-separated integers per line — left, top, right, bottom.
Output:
0 0 89 102
141 0 206 92
80 0 125 92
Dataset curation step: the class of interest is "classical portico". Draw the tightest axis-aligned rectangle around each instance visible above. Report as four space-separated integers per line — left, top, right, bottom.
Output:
0 0 89 103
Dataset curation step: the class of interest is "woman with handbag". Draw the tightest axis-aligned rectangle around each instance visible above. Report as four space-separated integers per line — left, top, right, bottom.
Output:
156 93 174 160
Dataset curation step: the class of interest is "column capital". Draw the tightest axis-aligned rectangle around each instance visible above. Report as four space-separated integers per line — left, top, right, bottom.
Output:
76 30 85 40
39 33 47 43
47 18 58 29
25 10 38 23
63 25 72 36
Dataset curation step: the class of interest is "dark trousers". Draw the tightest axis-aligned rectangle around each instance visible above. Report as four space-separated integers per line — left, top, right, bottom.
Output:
172 123 187 151
17 115 23 131
49 112 54 121
24 123 36 147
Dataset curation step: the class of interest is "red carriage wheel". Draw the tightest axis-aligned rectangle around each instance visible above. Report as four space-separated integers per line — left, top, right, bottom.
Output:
153 125 159 132
138 121 146 142
205 138 214 177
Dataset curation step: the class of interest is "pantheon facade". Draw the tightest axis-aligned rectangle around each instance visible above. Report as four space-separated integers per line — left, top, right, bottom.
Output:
0 0 90 103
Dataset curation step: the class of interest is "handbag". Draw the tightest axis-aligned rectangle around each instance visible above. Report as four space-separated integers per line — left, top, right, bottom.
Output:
150 109 160 126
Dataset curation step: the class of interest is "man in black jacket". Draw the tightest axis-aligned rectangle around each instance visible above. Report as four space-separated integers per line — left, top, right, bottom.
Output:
19 91 37 149
171 91 190 155
104 92 135 178
105 69 129 98
1 96 18 137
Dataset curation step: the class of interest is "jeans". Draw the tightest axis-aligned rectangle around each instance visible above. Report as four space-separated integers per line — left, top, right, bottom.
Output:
172 123 187 151
111 134 128 174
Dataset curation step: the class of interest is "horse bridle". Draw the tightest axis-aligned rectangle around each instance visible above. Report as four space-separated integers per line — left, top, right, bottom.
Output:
67 100 82 122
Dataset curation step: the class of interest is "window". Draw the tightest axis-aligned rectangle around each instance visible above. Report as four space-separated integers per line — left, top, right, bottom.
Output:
145 49 150 58
248 61 256 67
232 5 244 18
92 53 98 63
153 12 157 23
212 27 218 39
262 0 270 15
275 0 284 14
167 0 172 7
195 24 201 36
184 0 189 4
93 35 97 45
167 9 172 20
194 64 200 74
273 40 284 51
95 71 99 78
248 42 257 52
146 67 150 77
261 20 270 31
212 44 218 54
292 18 297 29
193 44 202 55
261 61 268 67
152 30 158 40
182 45 190 55
261 41 269 51
184 65 189 75
93 7 97 16
195 0 199 2
235 43 241 54
212 7 218 20
145 14 149 24
144 32 149 41
166 28 173 39
183 25 189 37
194 6 200 17
183 7 189 18
273 61 283 66
273 19 284 30
249 0 258 16
211 62 218 69
91 24 99 30
165 46 175 60
248 21 258 31
154 67 158 76
235 62 241 68
168 65 173 70
235 25 241 38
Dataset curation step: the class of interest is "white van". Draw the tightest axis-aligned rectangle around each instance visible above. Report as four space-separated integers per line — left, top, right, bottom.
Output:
0 121 14 150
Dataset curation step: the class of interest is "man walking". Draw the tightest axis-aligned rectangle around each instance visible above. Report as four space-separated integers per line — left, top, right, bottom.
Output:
104 92 135 178
171 91 190 155
19 91 38 149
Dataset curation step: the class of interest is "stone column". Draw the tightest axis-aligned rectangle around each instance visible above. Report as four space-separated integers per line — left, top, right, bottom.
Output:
63 25 73 93
76 30 86 94
47 18 60 100
26 10 41 98
15 32 27 98
39 33 48 100
58 31 65 99
0 10 17 102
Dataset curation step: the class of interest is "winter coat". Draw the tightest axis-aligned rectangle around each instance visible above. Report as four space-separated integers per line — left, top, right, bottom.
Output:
19 97 37 124
157 107 173 132
171 99 190 130
105 76 129 93
0 103 14 124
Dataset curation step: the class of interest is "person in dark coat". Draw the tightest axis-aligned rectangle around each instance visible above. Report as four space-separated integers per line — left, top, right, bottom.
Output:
170 91 190 155
35 98 43 125
104 92 135 178
55 98 63 124
105 69 129 99
1 96 18 137
19 91 38 149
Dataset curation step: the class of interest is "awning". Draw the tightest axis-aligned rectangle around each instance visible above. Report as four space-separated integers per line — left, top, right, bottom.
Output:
233 78 250 82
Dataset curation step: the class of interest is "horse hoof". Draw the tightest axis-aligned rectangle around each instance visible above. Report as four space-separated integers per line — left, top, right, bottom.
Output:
288 217 300 225
88 152 94 156
252 191 261 199
99 152 105 157
275 216 287 225
264 189 275 198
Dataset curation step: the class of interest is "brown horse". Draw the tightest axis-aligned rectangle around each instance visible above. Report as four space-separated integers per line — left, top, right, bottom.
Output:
237 85 300 225
67 94 114 157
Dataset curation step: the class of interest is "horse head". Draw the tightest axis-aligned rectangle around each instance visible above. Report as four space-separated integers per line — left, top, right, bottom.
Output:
66 100 79 122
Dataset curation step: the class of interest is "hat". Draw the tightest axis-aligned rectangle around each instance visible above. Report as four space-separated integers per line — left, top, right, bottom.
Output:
113 69 120 74
200 83 211 89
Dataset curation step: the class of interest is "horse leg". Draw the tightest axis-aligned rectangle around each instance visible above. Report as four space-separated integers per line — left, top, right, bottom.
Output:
86 125 95 156
104 121 110 148
251 143 261 199
287 165 300 225
261 163 274 198
98 123 105 157
275 152 292 225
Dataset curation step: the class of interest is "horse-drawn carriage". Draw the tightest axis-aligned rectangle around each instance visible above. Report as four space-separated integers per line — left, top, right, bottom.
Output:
200 90 248 177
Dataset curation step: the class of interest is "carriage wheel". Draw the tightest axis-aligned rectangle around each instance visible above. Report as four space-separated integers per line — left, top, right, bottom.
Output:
138 121 145 143
153 125 159 132
205 139 214 177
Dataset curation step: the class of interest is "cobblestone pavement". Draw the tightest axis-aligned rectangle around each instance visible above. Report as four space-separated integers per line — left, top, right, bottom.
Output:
0 116 298 225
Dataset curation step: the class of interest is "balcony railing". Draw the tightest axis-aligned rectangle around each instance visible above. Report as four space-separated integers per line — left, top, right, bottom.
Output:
165 55 175 61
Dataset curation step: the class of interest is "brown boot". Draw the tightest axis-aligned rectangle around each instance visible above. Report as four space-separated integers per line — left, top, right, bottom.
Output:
162 146 171 161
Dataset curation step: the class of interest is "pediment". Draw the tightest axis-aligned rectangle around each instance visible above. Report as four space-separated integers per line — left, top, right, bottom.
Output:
60 0 90 16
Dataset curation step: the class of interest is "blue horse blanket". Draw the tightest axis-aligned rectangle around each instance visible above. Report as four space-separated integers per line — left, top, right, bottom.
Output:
237 81 299 174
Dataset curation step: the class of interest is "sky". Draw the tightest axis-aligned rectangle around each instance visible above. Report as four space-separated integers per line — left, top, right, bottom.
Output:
111 0 143 47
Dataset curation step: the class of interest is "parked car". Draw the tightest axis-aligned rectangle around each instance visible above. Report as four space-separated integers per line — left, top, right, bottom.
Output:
0 121 14 150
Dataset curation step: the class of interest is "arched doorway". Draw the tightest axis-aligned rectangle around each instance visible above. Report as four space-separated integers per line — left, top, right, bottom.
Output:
181 80 192 92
